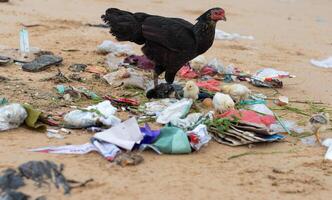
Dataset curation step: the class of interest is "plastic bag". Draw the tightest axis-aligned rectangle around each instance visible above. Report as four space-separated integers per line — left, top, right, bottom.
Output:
0 104 27 131
187 124 211 151
170 113 203 130
64 101 120 128
322 139 332 160
96 40 133 56
270 120 304 134
310 57 332 68
215 29 254 40
156 99 193 124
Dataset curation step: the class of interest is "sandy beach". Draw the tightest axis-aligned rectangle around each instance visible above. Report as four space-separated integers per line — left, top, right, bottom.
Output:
1 0 332 199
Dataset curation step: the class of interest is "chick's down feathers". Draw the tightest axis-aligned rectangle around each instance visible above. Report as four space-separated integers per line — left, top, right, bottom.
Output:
212 92 235 114
183 81 199 100
222 84 251 102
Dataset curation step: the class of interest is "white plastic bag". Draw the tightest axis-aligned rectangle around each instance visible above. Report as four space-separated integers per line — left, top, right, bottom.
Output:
97 40 133 56
310 57 332 68
215 29 254 40
170 113 203 130
64 101 120 128
156 99 193 124
0 103 27 131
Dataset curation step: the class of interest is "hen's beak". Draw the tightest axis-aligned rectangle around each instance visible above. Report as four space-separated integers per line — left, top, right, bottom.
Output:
221 16 227 21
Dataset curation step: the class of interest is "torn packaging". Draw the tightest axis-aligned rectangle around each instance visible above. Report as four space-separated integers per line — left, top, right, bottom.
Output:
94 117 143 150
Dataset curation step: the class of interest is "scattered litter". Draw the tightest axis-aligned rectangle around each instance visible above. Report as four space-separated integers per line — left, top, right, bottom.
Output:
301 135 317 146
85 66 108 75
47 128 70 139
124 55 155 70
187 124 211 151
22 104 46 132
247 103 274 116
156 99 193 124
274 96 289 106
96 40 133 56
0 104 27 132
22 54 63 72
94 117 143 150
270 119 304 134
19 28 30 55
143 98 179 116
152 126 191 154
310 57 332 68
250 77 283 88
18 160 92 194
114 152 144 167
190 55 207 71
105 53 123 71
0 160 92 198
64 100 120 128
218 109 276 127
170 113 203 130
55 85 101 101
1 190 29 200
322 139 332 160
207 119 284 146
140 123 160 144
253 68 292 80
30 140 120 161
196 79 221 92
215 29 254 40
0 55 11 66
179 65 199 79
0 98 8 105
0 169 25 191
69 64 87 72
104 68 147 90
104 96 140 107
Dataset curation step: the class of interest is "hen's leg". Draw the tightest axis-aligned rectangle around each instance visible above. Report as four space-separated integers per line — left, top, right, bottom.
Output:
165 71 177 84
314 129 322 145
153 71 158 87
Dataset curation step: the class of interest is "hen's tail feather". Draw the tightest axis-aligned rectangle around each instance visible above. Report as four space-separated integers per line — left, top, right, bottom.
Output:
101 8 148 45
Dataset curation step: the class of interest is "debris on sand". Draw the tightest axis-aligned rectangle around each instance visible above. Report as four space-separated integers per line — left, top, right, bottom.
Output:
0 160 92 199
114 152 144 167
0 104 28 132
22 54 63 72
310 57 332 68
215 29 254 40
96 40 133 56
0 55 11 66
69 64 87 72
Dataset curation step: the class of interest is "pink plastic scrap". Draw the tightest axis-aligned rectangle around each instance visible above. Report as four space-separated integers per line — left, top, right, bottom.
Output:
217 109 276 127
196 79 221 92
123 55 155 70
200 66 217 76
179 65 199 79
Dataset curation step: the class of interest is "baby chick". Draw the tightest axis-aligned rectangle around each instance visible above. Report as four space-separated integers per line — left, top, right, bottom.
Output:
212 92 235 114
183 80 199 100
222 84 251 102
309 112 330 145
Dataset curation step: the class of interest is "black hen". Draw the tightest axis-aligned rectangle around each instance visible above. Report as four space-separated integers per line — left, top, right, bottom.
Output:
102 8 226 86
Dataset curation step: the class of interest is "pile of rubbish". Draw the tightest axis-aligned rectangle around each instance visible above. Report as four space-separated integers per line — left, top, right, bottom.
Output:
1 31 332 178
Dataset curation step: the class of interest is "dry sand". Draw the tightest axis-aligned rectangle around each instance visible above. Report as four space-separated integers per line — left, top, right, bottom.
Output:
1 0 332 199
